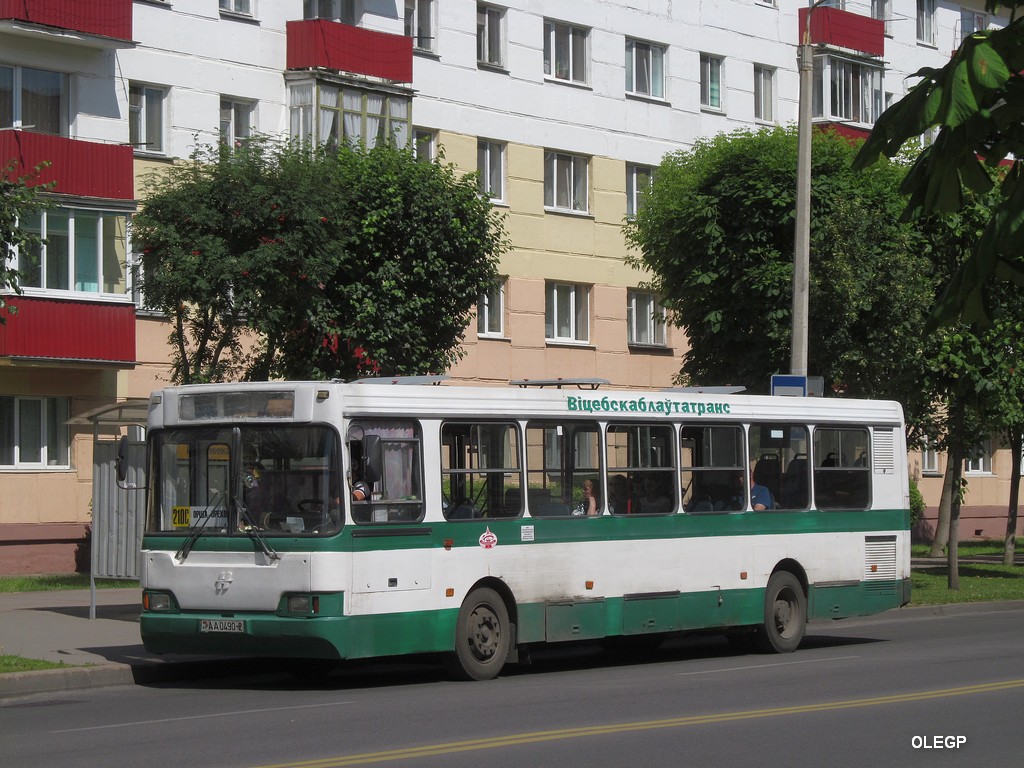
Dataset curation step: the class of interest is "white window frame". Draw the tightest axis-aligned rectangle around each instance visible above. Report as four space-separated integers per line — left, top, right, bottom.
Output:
625 39 666 99
872 0 892 36
700 53 723 111
15 207 129 297
477 280 505 338
545 281 589 343
753 64 774 122
303 0 357 23
544 151 588 213
405 0 437 53
964 440 993 474
960 9 987 41
477 139 505 202
129 83 166 154
290 81 411 150
626 163 653 219
0 395 71 469
627 289 666 347
414 128 436 161
0 65 68 135
921 440 940 475
219 0 253 17
220 98 254 146
544 20 589 85
917 0 936 46
477 4 505 69
812 55 883 126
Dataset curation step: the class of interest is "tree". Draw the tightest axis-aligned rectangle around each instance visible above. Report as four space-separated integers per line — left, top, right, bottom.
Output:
134 138 507 383
624 126 937 412
0 160 50 324
853 2 1024 327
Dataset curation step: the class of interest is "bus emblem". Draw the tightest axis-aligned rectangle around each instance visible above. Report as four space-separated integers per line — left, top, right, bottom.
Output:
479 528 498 549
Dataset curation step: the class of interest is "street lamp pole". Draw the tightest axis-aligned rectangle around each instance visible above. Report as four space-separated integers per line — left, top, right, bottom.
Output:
792 0 826 377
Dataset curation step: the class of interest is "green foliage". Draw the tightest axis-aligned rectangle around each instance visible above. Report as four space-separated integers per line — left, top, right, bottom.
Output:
134 138 507 382
625 126 937 404
909 477 926 527
0 160 51 324
854 9 1024 326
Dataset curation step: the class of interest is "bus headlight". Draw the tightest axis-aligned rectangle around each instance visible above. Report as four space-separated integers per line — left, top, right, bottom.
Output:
287 594 320 614
144 591 172 612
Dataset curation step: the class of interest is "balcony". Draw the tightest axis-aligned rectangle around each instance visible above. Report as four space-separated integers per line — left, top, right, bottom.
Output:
1 130 134 201
287 19 413 83
0 0 133 46
0 296 136 366
799 6 884 58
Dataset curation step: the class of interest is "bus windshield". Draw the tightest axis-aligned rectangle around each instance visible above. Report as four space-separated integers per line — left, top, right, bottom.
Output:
147 424 342 536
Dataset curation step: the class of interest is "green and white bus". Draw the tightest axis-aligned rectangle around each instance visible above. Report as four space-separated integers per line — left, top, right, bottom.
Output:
138 379 911 680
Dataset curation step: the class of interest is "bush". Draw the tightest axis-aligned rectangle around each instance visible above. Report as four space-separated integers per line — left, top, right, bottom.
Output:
909 478 925 527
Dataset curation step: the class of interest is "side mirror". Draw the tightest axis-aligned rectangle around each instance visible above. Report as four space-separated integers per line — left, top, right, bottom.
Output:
115 434 129 485
363 434 383 484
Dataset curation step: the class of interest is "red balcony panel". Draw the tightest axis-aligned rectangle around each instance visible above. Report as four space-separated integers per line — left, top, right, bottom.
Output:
0 296 135 364
0 0 132 42
287 20 413 83
1 131 134 201
799 6 884 58
820 122 871 143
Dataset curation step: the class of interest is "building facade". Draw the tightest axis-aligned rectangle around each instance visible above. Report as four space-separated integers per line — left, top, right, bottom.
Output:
0 0 1013 573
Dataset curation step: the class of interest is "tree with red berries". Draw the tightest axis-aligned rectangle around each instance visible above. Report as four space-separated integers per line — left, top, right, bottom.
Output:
134 138 506 383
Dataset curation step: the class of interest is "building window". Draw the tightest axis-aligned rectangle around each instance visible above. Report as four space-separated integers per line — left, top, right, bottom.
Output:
700 53 723 110
0 396 70 469
16 208 128 296
477 139 505 202
545 282 589 343
0 65 68 135
219 0 252 16
917 0 936 45
965 441 993 474
625 39 665 99
290 82 410 150
812 55 882 125
921 440 940 475
544 151 588 213
477 5 505 68
754 65 774 122
961 9 987 41
304 0 356 23
627 289 666 347
477 280 504 337
544 20 588 84
129 83 165 153
626 164 653 218
220 98 254 146
872 0 892 35
405 0 436 52
414 128 436 161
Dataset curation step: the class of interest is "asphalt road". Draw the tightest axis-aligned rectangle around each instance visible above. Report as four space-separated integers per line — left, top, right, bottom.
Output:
2 602 1022 768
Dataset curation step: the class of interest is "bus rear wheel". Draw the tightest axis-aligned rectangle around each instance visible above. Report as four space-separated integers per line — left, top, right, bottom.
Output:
755 571 806 653
445 587 511 681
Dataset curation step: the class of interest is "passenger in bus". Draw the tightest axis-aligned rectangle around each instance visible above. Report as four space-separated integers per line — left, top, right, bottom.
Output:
750 467 776 511
608 475 631 514
638 478 671 514
573 479 599 516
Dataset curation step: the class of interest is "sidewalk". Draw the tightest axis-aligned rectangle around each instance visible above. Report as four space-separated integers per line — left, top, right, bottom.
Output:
0 587 207 698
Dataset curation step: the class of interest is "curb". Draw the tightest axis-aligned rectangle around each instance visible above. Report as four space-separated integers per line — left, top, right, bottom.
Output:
0 664 137 697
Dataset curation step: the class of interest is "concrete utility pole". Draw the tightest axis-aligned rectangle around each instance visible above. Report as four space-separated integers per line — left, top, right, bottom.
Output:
792 0 828 377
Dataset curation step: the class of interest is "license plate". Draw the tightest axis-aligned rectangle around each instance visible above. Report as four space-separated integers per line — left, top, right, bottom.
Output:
200 619 245 633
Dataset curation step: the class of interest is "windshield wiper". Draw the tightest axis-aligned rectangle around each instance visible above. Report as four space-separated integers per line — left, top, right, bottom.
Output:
175 490 223 562
235 498 280 561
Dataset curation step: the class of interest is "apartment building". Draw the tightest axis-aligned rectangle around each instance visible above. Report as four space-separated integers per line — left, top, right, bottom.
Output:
0 1 1009 572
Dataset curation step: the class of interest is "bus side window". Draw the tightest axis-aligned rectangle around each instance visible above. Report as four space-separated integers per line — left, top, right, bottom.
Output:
680 425 745 513
606 423 676 515
349 420 424 524
441 422 522 521
524 420 600 518
749 424 809 511
813 427 871 510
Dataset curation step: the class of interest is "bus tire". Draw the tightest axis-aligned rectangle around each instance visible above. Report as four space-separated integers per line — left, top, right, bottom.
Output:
755 571 806 653
445 587 511 681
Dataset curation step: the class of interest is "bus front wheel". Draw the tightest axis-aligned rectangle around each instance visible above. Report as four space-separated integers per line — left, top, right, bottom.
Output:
445 587 511 681
755 571 806 653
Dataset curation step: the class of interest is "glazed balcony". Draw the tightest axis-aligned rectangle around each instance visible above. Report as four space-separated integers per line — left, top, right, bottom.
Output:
1 130 134 201
0 0 133 46
287 19 413 83
0 296 136 366
799 5 884 58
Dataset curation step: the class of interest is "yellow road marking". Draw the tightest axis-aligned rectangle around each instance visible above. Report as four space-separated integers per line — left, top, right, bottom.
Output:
256 678 1024 768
